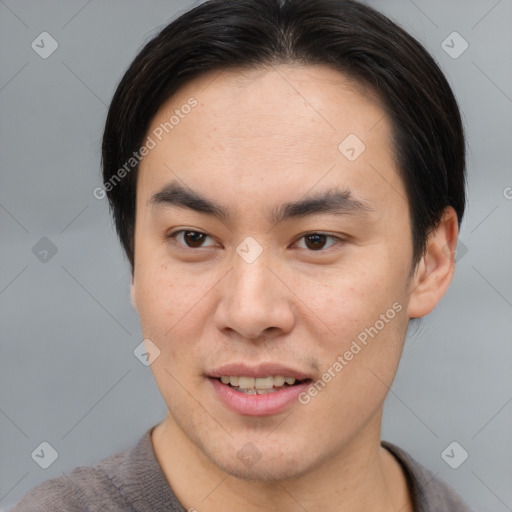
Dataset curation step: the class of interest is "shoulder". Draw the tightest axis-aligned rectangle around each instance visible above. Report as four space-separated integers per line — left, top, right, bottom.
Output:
7 427 185 512
6 451 130 512
382 441 474 512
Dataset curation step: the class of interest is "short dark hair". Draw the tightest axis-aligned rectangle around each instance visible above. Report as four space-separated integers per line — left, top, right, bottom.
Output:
102 0 466 275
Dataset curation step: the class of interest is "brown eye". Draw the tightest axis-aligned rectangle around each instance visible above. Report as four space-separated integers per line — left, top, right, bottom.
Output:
168 230 216 249
304 234 328 250
295 233 340 251
183 231 207 248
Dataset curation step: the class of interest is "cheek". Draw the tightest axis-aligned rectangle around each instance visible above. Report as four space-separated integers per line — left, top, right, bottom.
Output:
134 262 218 365
289 254 408 381
134 263 193 338
292 260 395 331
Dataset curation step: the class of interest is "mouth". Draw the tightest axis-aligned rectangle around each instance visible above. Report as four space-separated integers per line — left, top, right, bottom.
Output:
207 362 312 416
213 375 311 395
207 365 313 416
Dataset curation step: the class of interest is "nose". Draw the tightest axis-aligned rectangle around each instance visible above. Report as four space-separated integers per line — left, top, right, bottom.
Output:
214 252 295 342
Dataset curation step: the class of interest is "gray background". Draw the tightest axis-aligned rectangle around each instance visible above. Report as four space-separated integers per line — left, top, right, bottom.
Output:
1 0 511 510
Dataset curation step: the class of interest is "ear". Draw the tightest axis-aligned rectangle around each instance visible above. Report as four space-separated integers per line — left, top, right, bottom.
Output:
407 206 459 319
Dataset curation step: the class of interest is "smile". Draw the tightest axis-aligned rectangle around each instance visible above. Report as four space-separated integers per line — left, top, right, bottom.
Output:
209 376 312 416
218 375 304 394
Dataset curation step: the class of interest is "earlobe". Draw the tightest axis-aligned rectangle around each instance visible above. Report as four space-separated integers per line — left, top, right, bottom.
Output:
406 207 459 319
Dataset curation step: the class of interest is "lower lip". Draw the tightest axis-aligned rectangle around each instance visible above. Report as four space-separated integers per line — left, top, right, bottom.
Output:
209 378 311 416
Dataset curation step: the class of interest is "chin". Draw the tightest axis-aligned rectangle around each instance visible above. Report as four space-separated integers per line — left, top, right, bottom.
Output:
215 453 314 482
199 435 325 482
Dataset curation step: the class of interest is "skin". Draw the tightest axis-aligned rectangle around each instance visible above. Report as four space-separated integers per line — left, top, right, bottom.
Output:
130 64 459 512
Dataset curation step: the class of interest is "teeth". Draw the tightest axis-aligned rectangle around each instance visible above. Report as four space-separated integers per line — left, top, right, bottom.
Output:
233 387 278 395
238 376 255 388
256 388 277 394
255 376 274 389
240 388 257 394
273 376 285 386
219 375 300 390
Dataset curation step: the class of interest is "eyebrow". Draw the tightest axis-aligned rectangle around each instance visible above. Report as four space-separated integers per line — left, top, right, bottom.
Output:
149 181 376 224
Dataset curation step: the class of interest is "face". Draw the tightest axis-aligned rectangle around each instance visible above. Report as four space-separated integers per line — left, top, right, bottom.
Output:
131 64 421 480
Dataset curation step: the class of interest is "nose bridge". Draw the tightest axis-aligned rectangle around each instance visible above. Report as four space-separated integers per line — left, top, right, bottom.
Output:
232 234 272 297
216 244 295 339
231 252 274 313
233 249 270 294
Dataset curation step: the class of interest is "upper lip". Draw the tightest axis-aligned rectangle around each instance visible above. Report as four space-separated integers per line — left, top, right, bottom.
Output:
208 362 311 380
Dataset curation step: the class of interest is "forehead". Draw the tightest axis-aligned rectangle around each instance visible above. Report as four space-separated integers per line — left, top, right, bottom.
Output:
137 64 404 219
152 63 386 148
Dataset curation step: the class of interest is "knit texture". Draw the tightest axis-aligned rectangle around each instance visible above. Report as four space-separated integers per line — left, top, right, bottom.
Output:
8 427 474 511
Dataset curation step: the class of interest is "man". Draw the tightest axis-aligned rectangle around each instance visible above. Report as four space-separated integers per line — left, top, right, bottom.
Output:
9 0 473 510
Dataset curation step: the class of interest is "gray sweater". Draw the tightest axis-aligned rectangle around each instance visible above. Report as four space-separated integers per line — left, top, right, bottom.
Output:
7 427 474 511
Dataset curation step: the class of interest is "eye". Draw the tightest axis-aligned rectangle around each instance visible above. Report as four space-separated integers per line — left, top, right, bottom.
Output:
294 233 341 251
167 230 217 249
166 230 342 251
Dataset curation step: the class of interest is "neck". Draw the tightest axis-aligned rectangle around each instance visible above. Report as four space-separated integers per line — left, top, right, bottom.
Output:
151 412 412 512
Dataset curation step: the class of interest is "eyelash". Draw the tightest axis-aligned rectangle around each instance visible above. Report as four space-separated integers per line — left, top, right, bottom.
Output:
166 230 344 252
